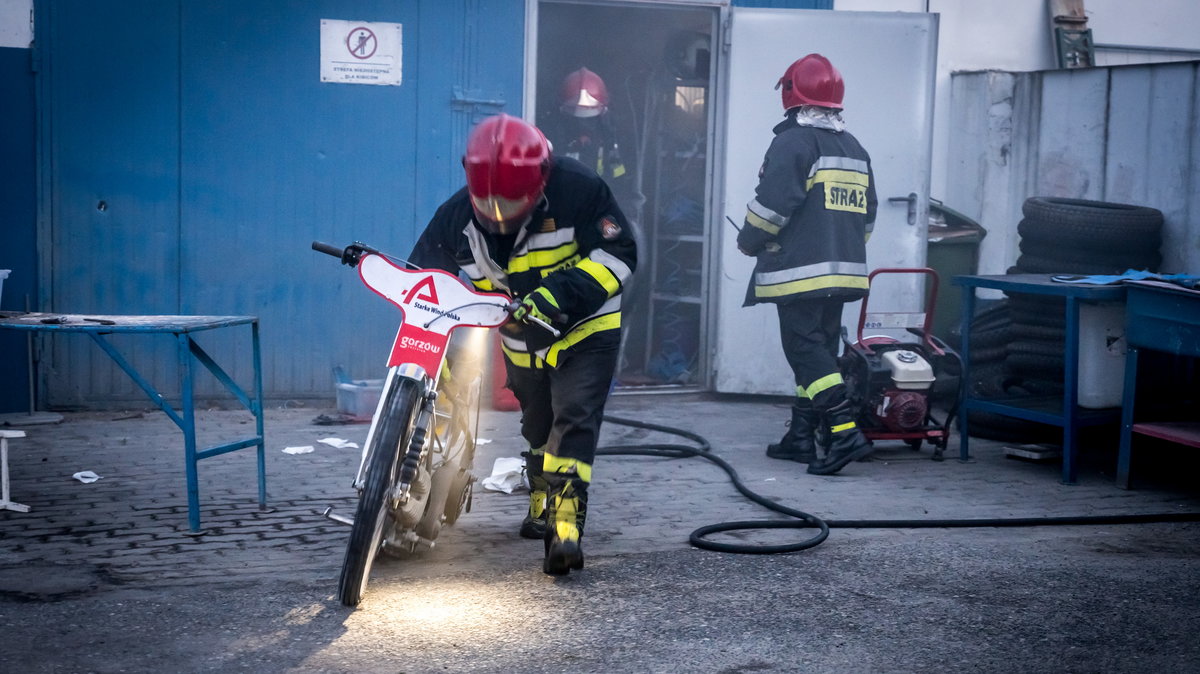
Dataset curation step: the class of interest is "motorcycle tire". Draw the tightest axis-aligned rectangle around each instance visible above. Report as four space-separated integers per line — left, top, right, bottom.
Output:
338 376 423 608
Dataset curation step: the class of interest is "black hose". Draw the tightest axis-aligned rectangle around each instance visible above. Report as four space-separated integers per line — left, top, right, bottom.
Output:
599 414 1200 555
599 414 829 554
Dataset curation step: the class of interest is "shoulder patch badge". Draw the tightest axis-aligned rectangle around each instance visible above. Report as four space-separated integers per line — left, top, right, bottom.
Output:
540 217 557 233
598 216 622 240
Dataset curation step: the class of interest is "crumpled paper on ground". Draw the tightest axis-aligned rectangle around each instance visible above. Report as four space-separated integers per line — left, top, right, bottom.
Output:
480 457 527 494
318 437 359 449
72 470 102 483
282 446 314 455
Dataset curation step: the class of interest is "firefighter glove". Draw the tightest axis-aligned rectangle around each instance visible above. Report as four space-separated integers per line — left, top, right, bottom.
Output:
513 287 564 326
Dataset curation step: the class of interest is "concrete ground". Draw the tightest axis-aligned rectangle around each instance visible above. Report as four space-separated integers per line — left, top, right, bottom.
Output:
0 393 1197 673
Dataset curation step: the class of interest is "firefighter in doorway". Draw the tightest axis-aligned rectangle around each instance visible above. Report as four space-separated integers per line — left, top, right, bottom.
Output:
547 67 635 210
735 53 879 476
408 114 637 575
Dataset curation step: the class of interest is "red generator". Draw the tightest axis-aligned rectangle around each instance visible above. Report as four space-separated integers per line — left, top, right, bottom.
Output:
837 268 963 460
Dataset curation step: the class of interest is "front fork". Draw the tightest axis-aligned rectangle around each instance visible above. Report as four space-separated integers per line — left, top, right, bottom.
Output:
353 364 435 492
328 363 440 531
393 389 436 506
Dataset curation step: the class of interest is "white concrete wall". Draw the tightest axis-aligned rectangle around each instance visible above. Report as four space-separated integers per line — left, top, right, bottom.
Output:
0 0 32 48
834 0 1200 207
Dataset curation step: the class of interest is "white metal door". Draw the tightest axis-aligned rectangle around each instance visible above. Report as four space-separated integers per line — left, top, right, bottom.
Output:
713 8 938 395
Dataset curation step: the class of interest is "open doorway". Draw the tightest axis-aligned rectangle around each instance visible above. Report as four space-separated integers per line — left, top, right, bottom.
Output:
535 1 717 389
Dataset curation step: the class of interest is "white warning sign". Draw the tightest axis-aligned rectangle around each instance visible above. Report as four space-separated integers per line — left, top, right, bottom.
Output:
320 19 402 86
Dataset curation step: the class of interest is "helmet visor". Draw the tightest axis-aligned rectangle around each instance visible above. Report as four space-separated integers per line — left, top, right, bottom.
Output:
470 193 536 234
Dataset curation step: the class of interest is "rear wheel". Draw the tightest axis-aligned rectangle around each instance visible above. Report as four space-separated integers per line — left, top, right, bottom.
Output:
338 376 423 608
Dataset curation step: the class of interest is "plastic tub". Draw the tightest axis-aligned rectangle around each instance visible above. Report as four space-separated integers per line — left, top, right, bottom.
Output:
1077 301 1127 409
336 379 384 419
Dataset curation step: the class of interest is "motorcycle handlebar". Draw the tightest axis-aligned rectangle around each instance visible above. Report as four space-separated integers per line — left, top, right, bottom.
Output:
312 240 382 267
311 241 343 259
312 240 561 338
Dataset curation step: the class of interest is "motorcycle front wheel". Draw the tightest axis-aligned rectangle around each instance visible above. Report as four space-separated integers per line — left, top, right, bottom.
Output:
337 375 423 607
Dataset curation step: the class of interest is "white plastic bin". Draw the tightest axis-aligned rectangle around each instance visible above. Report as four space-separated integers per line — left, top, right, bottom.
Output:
1077 301 1127 409
336 379 384 419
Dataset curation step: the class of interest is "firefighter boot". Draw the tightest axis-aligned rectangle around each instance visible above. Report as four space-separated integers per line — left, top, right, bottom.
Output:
543 476 587 576
806 399 874 475
519 449 548 540
765 399 818 463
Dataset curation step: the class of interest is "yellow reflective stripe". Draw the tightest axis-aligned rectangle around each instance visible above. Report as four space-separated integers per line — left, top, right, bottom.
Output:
746 210 781 235
543 454 593 483
533 286 560 308
612 164 626 178
471 278 495 291
508 242 579 274
805 168 870 191
500 342 545 369
575 258 620 296
555 520 580 541
545 312 621 367
803 372 844 399
755 274 868 298
794 386 811 399
831 421 857 433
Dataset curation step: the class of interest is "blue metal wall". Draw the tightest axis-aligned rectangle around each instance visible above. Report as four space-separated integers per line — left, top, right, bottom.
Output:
34 0 524 406
0 45 37 413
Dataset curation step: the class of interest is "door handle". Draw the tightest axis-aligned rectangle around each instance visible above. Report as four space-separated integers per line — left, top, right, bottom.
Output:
888 192 918 226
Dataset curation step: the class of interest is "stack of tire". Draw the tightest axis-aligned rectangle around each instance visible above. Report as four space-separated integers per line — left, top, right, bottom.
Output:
1014 197 1164 276
966 197 1164 443
961 300 1063 444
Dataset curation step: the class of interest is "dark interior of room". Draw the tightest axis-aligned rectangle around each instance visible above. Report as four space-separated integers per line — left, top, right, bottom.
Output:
536 1 715 387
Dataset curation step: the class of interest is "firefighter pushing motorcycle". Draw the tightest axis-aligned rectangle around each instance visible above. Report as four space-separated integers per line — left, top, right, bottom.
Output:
408 113 637 575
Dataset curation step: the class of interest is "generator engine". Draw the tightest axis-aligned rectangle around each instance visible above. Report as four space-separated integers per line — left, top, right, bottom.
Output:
844 341 936 433
837 267 964 460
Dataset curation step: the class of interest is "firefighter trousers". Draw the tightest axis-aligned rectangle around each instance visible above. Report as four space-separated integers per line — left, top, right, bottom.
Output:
503 345 619 483
776 298 850 411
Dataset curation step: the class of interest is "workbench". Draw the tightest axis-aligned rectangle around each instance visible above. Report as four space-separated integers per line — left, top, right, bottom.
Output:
953 274 1126 484
0 312 266 532
1117 281 1200 488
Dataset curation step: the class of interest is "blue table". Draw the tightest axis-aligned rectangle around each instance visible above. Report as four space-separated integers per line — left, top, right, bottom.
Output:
1117 281 1200 488
953 275 1126 484
0 313 266 532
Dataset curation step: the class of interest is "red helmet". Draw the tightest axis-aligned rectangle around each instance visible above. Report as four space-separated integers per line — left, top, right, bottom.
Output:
776 54 844 111
463 114 551 235
560 67 609 118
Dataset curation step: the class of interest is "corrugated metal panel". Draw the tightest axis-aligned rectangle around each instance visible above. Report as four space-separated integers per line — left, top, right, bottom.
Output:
1035 68 1109 198
41 0 182 409
948 61 1200 281
36 0 526 407
0 45 38 413
1104 63 1196 274
178 2 422 402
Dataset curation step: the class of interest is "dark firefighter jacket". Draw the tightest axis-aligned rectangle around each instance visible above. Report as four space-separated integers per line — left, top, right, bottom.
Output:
737 115 877 306
409 156 637 369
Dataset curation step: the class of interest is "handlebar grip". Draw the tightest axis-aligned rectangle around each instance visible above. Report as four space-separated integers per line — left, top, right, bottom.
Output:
505 301 563 339
312 241 343 258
